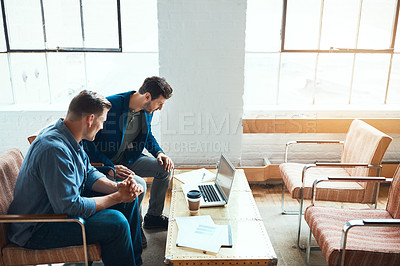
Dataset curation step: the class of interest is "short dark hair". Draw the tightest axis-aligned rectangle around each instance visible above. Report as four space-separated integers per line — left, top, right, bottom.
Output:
67 90 112 120
138 76 173 100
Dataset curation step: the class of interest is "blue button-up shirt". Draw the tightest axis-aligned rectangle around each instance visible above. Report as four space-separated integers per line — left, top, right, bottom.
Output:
8 119 104 246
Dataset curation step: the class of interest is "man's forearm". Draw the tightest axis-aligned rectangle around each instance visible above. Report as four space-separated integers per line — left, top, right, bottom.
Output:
91 176 118 194
93 193 121 212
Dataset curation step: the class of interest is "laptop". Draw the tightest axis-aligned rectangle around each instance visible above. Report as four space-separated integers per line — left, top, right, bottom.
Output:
181 153 236 207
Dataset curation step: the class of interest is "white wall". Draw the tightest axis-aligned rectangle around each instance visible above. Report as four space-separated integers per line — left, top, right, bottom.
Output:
0 110 65 155
157 0 246 166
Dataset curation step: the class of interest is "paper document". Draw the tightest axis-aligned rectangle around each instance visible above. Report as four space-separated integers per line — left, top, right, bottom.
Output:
174 168 215 184
177 224 223 253
175 215 232 253
215 224 232 247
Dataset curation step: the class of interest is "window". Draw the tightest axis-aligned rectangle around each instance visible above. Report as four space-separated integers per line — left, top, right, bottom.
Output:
245 0 400 110
0 0 158 106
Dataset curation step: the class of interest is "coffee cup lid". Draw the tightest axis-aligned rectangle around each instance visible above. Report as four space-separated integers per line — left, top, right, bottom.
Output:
187 190 201 199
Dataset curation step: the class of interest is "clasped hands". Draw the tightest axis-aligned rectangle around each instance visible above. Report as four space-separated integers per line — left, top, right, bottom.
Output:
116 175 143 203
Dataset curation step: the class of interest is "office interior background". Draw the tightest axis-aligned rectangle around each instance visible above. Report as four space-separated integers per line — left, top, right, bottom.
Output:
0 0 399 171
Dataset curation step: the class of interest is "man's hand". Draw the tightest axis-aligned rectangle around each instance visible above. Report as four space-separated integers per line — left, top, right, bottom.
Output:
116 175 144 203
157 153 174 172
109 165 134 180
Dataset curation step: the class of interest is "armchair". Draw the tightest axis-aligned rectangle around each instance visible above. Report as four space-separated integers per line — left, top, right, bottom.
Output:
0 148 101 266
304 166 400 266
279 119 393 248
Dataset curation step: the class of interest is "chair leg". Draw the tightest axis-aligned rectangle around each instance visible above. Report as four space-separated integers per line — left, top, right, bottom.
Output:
297 195 304 249
306 227 312 266
281 183 302 215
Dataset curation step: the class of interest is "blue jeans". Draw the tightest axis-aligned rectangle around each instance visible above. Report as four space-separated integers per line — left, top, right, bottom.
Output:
24 199 142 266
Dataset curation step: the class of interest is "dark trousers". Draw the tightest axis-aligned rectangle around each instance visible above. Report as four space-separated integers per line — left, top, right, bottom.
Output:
24 199 143 266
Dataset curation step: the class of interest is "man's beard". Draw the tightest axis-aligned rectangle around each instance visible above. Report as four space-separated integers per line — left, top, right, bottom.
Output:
143 101 153 114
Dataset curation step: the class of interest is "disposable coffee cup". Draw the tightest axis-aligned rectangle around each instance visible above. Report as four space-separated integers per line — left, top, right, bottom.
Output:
187 190 201 215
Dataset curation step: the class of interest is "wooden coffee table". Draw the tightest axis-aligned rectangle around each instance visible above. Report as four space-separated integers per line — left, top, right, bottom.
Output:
164 169 278 265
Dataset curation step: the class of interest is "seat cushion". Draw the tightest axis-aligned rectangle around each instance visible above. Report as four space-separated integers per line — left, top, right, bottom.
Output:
2 243 101 265
305 206 400 266
280 163 365 202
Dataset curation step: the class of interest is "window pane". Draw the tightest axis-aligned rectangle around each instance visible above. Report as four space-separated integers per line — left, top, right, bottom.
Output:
320 0 359 50
358 0 397 49
43 0 82 48
351 54 391 104
315 54 353 104
47 53 86 104
5 0 44 49
244 53 279 107
278 53 317 105
9 53 50 104
246 0 282 52
386 54 400 104
0 54 13 104
122 0 158 52
285 0 321 50
83 0 119 48
86 53 159 96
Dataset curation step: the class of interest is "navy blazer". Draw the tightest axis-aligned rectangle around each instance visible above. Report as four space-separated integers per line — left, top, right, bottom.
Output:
83 91 163 166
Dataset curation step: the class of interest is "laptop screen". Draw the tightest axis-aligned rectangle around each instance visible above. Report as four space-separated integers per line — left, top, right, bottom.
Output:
215 154 236 201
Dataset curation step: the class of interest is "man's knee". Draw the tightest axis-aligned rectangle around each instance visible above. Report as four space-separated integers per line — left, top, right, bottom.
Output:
101 209 130 234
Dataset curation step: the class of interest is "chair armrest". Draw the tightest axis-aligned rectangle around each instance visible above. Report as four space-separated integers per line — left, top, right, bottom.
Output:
310 176 391 205
327 176 390 182
91 163 104 167
315 162 381 168
0 214 90 265
340 219 400 266
302 163 382 184
284 140 344 162
0 214 67 221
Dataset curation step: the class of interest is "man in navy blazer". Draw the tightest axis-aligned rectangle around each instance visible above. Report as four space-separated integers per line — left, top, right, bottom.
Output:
84 76 174 248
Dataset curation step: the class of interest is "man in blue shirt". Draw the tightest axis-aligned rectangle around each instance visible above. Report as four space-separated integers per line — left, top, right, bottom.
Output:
84 77 174 247
8 90 144 266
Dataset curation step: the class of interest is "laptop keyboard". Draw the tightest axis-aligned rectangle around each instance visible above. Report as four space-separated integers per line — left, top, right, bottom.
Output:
198 184 221 202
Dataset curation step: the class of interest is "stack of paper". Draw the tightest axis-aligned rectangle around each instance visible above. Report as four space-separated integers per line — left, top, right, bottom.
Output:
173 168 216 184
175 215 232 253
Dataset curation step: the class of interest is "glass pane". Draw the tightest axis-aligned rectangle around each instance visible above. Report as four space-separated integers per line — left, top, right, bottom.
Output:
285 0 321 50
386 54 400 104
244 53 280 108
47 53 86 105
278 53 317 105
5 0 44 49
83 0 119 48
358 0 397 49
122 0 158 52
0 54 13 104
320 0 359 50
314 53 353 105
9 53 50 104
351 54 391 105
246 0 282 52
86 53 159 97
43 0 82 48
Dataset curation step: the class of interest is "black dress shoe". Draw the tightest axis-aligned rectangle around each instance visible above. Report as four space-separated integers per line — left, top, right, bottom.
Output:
141 228 147 249
143 214 169 230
